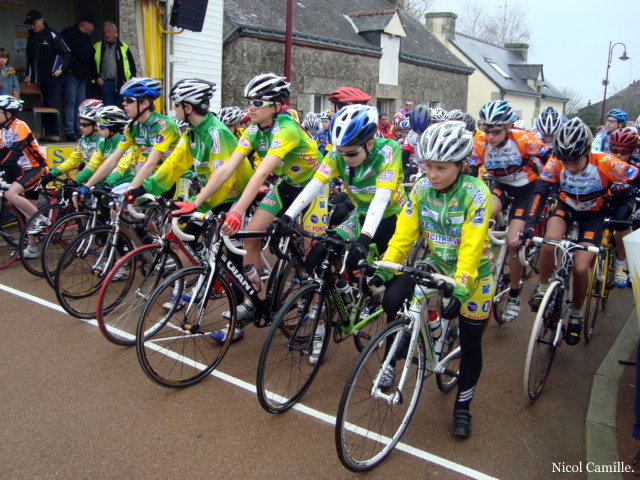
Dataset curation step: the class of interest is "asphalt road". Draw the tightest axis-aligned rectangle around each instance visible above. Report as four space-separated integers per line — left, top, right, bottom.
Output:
0 262 633 480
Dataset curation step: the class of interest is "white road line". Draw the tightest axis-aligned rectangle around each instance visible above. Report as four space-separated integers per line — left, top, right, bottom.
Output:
0 283 499 480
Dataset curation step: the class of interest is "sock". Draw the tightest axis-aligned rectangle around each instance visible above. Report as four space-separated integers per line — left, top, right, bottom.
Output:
569 308 583 321
508 287 520 298
615 259 628 269
315 324 326 336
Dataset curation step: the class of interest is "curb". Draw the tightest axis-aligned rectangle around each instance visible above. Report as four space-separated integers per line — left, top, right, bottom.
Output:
586 309 638 480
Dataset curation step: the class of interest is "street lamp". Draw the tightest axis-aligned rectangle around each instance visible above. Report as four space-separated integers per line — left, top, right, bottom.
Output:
600 42 630 125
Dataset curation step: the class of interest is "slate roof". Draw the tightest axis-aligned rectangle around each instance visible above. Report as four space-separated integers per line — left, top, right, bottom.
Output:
224 0 473 74
450 33 566 101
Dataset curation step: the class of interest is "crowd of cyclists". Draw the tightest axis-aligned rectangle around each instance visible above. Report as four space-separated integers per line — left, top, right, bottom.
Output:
1 71 639 451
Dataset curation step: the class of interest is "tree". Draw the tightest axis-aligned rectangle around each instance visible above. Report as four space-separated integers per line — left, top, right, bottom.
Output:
559 86 584 116
457 0 530 45
404 0 435 23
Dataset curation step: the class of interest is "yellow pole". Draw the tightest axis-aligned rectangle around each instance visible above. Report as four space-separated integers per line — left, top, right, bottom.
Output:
138 0 165 113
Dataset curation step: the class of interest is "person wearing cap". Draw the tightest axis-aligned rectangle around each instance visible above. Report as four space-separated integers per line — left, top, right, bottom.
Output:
23 10 71 142
61 13 96 141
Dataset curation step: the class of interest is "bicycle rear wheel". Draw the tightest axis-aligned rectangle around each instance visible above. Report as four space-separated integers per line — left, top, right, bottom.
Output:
135 266 236 388
436 316 461 392
20 203 67 277
583 259 602 343
523 281 561 401
601 246 614 309
96 243 181 346
0 201 24 270
492 255 511 324
256 283 331 413
335 317 425 472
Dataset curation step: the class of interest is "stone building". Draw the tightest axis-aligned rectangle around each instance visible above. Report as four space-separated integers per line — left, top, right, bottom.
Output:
222 0 473 116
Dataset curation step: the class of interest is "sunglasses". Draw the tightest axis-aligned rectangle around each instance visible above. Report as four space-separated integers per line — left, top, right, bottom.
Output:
248 99 273 108
98 124 109 130
123 97 136 104
79 122 94 128
611 148 632 156
338 144 366 158
483 128 505 136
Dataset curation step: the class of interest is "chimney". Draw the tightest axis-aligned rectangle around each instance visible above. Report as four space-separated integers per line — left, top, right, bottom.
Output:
425 12 457 44
504 42 529 62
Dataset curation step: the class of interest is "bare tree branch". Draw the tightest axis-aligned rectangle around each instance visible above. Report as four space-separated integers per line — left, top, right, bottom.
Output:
559 86 584 116
404 0 435 23
457 0 530 45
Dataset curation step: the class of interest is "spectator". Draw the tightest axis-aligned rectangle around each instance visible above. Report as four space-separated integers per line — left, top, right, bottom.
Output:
0 48 20 98
92 21 137 107
377 112 393 139
399 100 413 116
24 10 71 142
61 13 96 141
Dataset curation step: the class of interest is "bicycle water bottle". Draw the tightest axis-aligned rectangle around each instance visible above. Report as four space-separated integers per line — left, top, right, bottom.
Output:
427 308 441 340
336 279 355 307
243 264 263 293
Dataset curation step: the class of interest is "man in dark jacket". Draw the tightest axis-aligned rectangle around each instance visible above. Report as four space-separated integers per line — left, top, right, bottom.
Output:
23 10 71 142
92 21 137 107
61 13 96 141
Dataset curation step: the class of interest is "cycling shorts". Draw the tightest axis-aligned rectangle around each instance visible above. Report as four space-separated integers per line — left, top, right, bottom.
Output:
459 275 494 321
3 164 45 200
491 180 538 221
607 195 635 232
549 201 605 245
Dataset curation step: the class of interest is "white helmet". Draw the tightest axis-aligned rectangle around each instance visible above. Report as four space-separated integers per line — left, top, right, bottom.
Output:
417 121 473 163
95 105 129 127
78 98 103 122
243 73 290 101
302 112 319 131
0 95 24 112
170 78 215 108
319 110 331 120
218 106 244 126
430 107 448 122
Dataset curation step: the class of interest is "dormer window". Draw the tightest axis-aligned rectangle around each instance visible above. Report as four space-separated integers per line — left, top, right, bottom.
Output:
486 59 511 79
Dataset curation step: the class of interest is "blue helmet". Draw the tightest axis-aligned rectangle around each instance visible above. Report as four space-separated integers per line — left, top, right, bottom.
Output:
606 109 627 123
330 105 378 147
408 105 431 133
478 100 516 125
398 119 411 130
120 77 162 99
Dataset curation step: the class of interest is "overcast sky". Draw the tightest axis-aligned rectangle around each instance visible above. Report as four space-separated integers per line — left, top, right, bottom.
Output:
429 0 639 108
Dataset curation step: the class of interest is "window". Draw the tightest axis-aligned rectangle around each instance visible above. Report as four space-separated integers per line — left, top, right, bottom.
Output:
312 94 328 113
486 60 512 79
376 99 395 116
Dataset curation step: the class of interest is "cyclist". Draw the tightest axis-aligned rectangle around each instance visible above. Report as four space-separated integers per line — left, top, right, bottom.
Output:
468 99 551 323
606 127 640 287
397 119 411 145
302 111 320 138
173 73 327 325
327 86 371 117
446 109 465 122
532 106 564 150
402 104 431 181
370 121 494 438
593 108 627 153
281 104 406 363
218 106 245 137
430 107 448 125
0 95 47 258
524 118 640 345
314 110 331 156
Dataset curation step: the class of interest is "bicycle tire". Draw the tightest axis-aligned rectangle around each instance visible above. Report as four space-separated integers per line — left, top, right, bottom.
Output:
41 211 92 288
335 317 425 472
601 245 614 309
96 243 181 346
54 225 134 319
523 281 561 401
19 203 67 277
435 316 461 392
256 283 331 413
0 201 24 270
136 266 236 388
583 259 602 343
492 252 511 324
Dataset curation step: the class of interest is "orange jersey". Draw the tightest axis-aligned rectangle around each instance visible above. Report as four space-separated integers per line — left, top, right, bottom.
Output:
539 152 639 211
468 129 550 187
0 119 47 170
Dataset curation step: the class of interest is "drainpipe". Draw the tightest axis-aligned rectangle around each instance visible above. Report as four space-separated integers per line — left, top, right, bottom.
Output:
164 1 172 114
284 0 293 103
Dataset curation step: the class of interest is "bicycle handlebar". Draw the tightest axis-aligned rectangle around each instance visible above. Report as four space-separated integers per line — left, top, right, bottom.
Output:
488 229 506 246
374 260 457 297
170 213 248 256
126 194 157 219
518 236 600 267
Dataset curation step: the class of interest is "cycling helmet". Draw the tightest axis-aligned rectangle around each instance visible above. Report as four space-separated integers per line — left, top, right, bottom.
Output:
446 109 465 121
553 117 593 162
535 106 562 137
478 100 516 125
170 78 215 108
392 111 406 127
430 107 448 122
398 119 411 130
328 86 371 105
218 106 244 126
609 127 639 149
240 108 251 124
330 105 378 147
0 95 24 112
606 108 627 123
462 113 476 133
302 112 319 131
79 98 103 111
120 77 162 99
408 105 431 133
169 112 189 130
78 98 103 122
418 121 473 163
319 110 331 120
243 73 290 101
95 105 129 127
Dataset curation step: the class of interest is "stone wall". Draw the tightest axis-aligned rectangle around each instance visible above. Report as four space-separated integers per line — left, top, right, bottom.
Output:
398 61 468 111
119 0 142 76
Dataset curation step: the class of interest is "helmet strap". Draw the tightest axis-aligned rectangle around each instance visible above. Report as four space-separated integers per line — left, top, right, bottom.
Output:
0 112 15 129
131 98 152 124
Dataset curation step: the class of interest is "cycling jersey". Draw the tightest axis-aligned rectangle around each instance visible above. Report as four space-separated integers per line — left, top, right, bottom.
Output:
402 130 421 169
382 174 494 301
314 137 407 218
314 129 330 156
143 112 252 212
118 112 180 165
468 129 550 187
55 132 101 174
536 152 640 212
592 129 611 153
75 133 139 186
0 118 47 170
234 114 321 187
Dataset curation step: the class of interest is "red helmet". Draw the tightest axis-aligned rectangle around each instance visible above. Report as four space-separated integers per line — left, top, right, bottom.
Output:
609 127 639 149
328 86 371 105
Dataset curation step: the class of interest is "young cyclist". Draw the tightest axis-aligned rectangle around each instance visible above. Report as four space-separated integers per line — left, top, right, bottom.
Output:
446 109 465 122
397 119 411 145
524 118 640 345
218 106 245 137
401 104 431 181
327 86 371 116
314 110 331 156
468 99 551 323
593 109 627 153
301 111 319 138
370 121 494 437
172 73 327 324
430 107 448 125
532 106 564 150
0 95 47 258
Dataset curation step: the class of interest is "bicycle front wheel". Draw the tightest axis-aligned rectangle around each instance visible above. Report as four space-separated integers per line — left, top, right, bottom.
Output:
19 203 67 276
0 201 24 270
523 281 561 401
335 317 425 472
96 243 181 346
136 266 236 388
256 283 331 413
492 255 511 324
583 258 602 343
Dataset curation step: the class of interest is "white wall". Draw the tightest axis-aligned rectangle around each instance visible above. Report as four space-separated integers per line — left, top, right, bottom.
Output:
379 33 399 86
